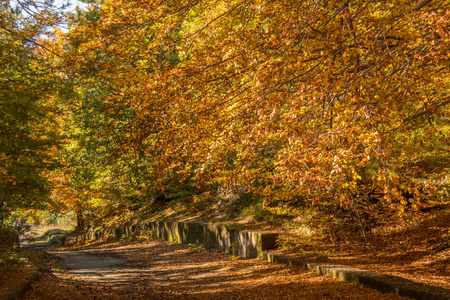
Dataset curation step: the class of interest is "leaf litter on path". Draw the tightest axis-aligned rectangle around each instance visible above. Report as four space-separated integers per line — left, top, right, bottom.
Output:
25 238 412 300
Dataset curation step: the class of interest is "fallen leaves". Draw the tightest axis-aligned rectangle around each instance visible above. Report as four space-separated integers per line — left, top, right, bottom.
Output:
24 238 412 299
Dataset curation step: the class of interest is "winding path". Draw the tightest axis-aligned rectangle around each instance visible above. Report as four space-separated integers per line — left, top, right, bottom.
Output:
23 239 412 300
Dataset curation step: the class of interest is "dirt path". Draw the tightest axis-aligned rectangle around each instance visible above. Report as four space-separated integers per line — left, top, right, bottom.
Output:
25 238 411 300
48 250 128 282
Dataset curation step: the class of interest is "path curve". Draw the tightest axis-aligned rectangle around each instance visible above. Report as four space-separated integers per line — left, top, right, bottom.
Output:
49 250 136 283
51 250 125 270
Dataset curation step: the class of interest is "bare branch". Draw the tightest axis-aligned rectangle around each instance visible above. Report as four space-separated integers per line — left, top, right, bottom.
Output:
0 25 62 58
413 0 433 11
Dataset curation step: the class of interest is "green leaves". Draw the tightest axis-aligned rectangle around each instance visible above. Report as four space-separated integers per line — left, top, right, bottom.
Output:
0 0 65 226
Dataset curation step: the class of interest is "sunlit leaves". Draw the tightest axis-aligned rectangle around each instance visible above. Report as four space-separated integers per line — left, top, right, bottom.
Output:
0 1 64 225
61 0 449 228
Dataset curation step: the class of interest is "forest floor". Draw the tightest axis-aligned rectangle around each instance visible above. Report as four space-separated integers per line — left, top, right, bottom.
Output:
24 238 412 300
139 200 450 291
3 203 446 299
272 206 450 291
22 206 449 299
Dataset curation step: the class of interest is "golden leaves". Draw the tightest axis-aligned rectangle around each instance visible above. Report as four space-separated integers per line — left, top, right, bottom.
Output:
59 0 450 219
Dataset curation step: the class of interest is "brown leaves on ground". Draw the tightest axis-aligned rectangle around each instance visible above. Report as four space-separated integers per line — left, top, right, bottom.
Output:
0 265 36 296
276 207 450 290
25 238 411 300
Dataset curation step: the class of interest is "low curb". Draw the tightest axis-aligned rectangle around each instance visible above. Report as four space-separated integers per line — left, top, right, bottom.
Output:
263 252 450 300
0 267 40 300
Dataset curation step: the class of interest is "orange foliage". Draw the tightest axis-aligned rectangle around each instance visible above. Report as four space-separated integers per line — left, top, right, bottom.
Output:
61 0 450 222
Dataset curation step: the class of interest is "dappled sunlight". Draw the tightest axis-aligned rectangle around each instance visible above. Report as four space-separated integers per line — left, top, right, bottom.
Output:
26 239 410 300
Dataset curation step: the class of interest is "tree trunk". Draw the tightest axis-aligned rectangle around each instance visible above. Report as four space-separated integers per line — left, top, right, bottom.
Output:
76 209 85 231
0 198 4 229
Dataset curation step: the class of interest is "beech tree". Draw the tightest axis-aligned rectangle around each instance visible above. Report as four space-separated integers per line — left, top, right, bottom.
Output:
59 0 449 233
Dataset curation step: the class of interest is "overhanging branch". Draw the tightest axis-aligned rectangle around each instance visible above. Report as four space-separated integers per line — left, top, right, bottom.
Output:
413 0 433 11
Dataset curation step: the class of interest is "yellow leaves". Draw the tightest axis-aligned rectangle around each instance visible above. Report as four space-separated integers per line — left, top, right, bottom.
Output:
53 0 450 224
0 167 8 176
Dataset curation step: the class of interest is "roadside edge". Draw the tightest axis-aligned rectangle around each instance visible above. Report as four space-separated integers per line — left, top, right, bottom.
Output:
0 266 40 300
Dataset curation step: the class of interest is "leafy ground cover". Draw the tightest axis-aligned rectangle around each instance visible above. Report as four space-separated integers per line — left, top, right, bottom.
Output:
0 243 38 298
273 206 450 290
0 224 74 294
0 265 38 297
0 227 29 289
135 199 450 291
20 204 448 299
24 238 412 300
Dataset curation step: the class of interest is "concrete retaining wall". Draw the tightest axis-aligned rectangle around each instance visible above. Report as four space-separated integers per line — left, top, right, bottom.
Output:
67 221 278 259
143 221 278 258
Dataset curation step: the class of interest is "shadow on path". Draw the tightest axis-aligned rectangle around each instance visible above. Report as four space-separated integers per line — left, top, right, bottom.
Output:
24 239 412 300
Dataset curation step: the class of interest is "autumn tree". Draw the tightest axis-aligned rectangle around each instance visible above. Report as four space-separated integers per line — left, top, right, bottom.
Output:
0 0 65 226
62 0 449 235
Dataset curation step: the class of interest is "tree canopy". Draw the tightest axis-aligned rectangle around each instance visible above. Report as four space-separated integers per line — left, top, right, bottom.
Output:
2 0 449 234
0 0 66 226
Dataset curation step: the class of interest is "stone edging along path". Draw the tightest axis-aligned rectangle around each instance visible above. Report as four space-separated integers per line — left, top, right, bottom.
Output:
66 221 450 300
